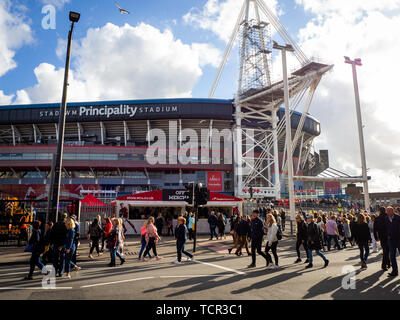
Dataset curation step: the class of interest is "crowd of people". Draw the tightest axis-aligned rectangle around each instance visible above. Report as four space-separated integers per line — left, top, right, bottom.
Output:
23 204 400 280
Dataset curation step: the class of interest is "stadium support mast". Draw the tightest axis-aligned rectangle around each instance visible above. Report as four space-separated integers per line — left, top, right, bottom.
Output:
209 0 332 214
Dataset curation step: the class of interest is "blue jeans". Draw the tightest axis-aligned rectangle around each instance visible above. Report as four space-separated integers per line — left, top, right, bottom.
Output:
110 242 124 265
138 238 152 259
327 235 341 251
209 225 218 239
64 244 76 273
358 242 369 262
29 253 44 277
177 241 193 262
389 240 400 274
307 249 327 265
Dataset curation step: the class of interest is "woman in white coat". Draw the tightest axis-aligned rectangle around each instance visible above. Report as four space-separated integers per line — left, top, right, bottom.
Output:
368 214 379 253
264 213 279 269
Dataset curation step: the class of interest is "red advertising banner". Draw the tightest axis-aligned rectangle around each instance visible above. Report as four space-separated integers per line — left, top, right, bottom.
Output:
207 171 223 192
324 181 341 195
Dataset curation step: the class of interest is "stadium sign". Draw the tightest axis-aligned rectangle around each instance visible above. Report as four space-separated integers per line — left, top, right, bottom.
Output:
1 100 233 124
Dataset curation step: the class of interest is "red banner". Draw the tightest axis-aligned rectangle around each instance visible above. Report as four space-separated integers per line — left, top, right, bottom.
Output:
207 172 223 192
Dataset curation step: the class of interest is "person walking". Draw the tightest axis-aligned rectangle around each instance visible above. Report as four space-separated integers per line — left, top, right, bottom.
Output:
88 218 104 259
100 214 107 252
187 213 195 241
373 206 391 271
18 213 30 247
41 221 54 265
24 221 46 280
305 214 329 269
343 217 353 247
155 213 164 237
264 214 279 269
208 211 218 240
173 216 193 264
64 217 78 279
385 206 400 277
229 215 251 256
217 213 226 240
107 218 126 267
294 215 308 263
142 217 162 261
138 220 152 260
369 214 379 253
247 210 268 268
280 208 286 232
352 213 371 269
49 213 67 277
326 215 341 251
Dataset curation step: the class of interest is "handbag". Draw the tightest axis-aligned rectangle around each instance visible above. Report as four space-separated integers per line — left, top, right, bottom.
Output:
24 244 35 253
276 226 283 240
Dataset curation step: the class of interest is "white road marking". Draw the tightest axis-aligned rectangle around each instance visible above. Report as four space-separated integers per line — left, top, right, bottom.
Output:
192 259 246 275
0 272 28 276
80 276 154 288
0 287 73 290
160 275 233 278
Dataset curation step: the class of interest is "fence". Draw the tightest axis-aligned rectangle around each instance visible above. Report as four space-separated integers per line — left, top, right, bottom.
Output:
79 204 114 237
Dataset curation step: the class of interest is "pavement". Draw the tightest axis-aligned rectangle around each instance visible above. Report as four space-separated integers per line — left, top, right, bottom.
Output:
0 232 400 300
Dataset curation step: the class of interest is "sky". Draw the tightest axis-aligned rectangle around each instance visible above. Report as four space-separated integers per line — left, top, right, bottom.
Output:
0 0 399 193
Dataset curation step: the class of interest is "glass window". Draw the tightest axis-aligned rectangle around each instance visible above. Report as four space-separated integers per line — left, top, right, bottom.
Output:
76 153 90 160
10 153 23 160
63 153 76 160
36 153 51 160
22 154 36 160
103 154 118 160
89 154 103 160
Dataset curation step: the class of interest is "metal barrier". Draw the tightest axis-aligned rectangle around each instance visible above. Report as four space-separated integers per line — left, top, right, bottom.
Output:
79 204 114 237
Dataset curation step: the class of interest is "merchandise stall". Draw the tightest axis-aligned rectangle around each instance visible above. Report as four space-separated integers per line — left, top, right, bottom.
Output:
114 190 243 235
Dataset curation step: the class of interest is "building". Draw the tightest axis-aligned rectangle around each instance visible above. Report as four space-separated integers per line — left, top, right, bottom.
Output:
0 98 324 201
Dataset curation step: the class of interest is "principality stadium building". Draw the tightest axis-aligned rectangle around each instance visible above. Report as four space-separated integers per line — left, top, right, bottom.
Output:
0 98 327 203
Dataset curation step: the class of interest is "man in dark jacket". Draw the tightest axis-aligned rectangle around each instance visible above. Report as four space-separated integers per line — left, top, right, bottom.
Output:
207 211 218 240
305 214 329 269
294 215 308 263
385 206 400 277
49 213 67 277
248 210 268 268
280 209 286 231
374 206 391 270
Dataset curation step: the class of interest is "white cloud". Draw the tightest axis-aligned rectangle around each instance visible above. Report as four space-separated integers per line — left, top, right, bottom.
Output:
294 0 400 192
184 0 279 42
39 0 70 9
0 90 14 105
0 0 33 77
13 22 221 103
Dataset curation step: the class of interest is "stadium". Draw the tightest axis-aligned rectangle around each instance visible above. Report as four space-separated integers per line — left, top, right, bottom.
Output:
0 98 326 204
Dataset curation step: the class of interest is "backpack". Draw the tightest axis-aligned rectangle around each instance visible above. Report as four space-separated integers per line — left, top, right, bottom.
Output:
276 225 283 240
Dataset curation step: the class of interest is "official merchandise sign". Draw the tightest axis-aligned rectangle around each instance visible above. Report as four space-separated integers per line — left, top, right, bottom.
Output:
162 189 190 202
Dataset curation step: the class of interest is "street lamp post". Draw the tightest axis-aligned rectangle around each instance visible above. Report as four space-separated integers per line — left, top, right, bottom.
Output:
46 12 80 223
344 56 371 213
273 41 296 225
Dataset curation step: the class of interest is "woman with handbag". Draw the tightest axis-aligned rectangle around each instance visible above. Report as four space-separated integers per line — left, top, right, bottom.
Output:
264 214 279 269
107 218 126 267
141 217 162 261
88 218 104 259
24 221 46 280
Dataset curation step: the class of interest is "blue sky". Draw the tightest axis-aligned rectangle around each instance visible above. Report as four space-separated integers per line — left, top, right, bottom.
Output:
0 0 309 100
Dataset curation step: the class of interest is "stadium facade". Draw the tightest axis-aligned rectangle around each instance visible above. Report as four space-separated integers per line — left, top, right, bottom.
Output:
0 98 327 201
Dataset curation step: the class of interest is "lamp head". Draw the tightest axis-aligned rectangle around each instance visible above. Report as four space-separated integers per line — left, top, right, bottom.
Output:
69 11 80 23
